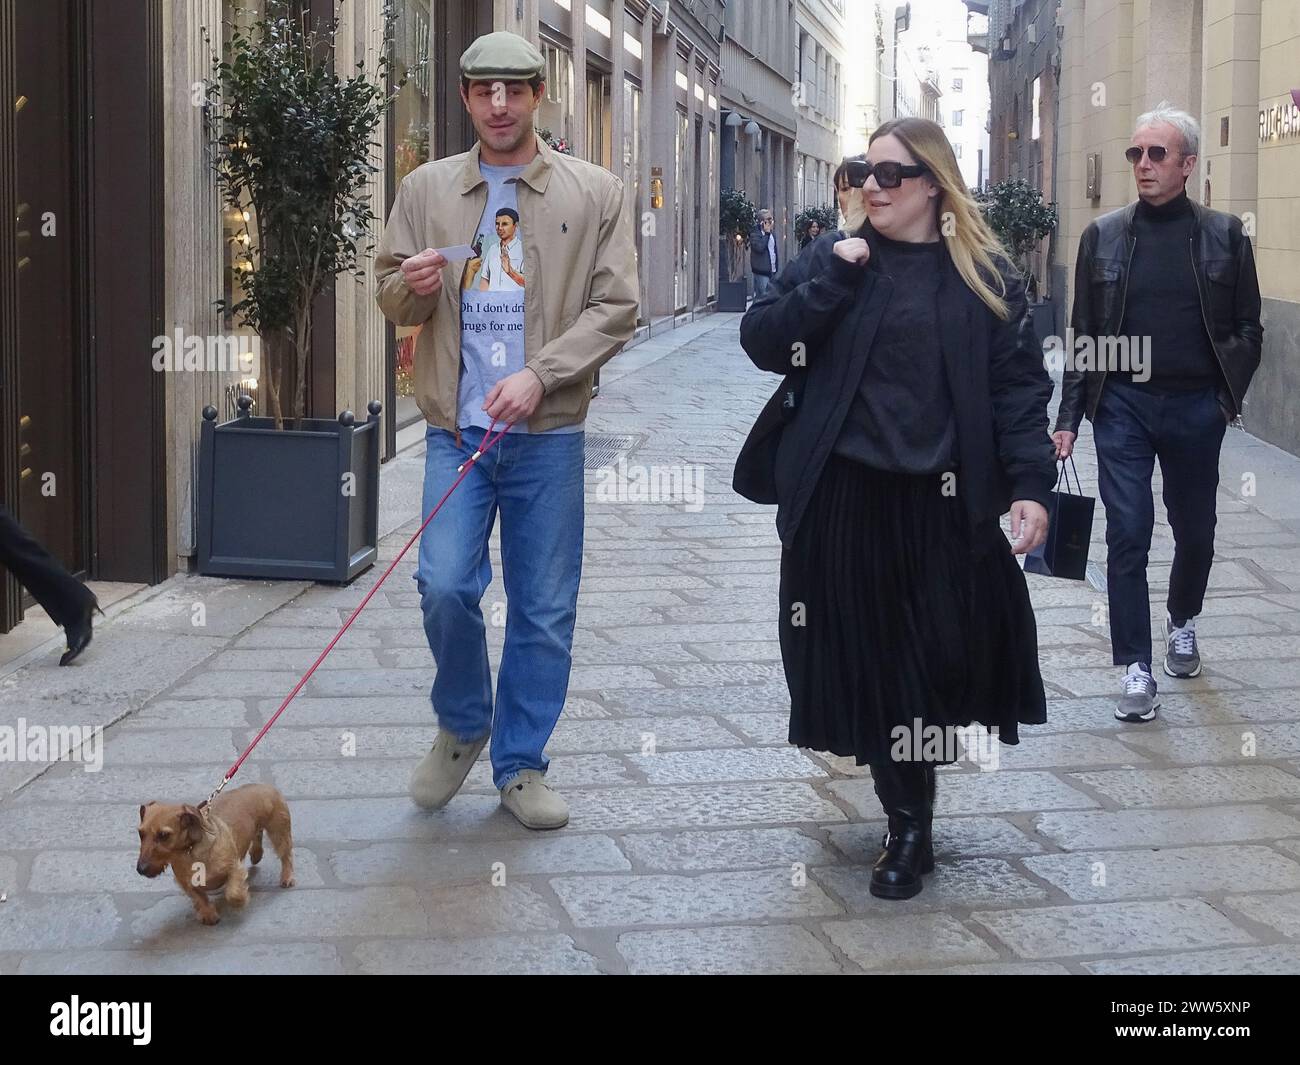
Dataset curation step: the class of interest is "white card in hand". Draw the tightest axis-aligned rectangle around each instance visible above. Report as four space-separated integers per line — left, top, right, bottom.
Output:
433 244 479 262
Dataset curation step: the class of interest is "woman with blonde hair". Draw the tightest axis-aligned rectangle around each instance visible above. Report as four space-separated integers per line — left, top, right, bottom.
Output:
735 117 1055 900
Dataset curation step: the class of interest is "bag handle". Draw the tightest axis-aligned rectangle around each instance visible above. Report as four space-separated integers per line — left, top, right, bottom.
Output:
1055 455 1083 496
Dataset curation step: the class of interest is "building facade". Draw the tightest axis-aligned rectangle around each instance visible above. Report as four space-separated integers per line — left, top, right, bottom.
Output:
720 0 800 276
844 0 900 153
924 0 991 188
794 0 848 217
972 0 1062 302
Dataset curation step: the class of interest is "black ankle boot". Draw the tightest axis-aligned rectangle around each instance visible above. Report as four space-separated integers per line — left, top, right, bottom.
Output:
869 760 934 900
59 593 103 667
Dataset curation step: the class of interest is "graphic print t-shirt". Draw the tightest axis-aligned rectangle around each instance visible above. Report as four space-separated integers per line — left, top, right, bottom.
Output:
457 162 581 434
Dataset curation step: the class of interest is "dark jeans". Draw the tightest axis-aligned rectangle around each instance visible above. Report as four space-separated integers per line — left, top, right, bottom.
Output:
1092 380 1227 666
0 504 93 627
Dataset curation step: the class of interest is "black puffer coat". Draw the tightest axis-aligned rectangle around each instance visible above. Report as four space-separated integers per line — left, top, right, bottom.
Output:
735 227 1056 551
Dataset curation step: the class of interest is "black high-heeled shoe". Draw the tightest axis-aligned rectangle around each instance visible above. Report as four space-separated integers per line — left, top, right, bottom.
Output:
60 594 103 666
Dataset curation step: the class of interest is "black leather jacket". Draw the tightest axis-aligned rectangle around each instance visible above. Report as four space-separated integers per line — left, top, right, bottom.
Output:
1056 198 1263 433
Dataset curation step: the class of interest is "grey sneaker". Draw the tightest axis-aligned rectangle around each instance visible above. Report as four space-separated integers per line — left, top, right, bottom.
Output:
1164 616 1202 678
500 769 569 830
410 728 489 810
1115 665 1160 722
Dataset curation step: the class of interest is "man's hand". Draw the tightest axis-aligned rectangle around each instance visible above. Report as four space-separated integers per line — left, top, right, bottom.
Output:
484 368 545 425
1009 500 1049 555
400 248 447 297
1051 429 1076 460
833 237 870 266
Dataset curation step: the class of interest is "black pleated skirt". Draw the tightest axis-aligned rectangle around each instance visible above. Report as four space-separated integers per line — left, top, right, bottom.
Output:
779 455 1046 765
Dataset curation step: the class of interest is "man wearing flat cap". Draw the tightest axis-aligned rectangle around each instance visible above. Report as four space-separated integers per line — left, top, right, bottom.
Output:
375 30 638 831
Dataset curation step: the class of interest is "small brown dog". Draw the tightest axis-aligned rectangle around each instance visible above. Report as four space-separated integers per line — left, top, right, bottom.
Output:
136 783 295 925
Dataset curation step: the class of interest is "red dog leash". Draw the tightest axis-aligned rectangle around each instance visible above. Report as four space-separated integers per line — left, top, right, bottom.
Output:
199 420 513 812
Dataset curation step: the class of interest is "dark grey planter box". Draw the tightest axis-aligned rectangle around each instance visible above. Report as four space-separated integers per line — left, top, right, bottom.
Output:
718 279 748 312
196 397 381 583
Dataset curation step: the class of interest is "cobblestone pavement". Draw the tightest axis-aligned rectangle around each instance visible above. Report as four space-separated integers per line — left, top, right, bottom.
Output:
3 314 1300 974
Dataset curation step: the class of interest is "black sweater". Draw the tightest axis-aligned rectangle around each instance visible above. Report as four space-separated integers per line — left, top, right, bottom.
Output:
833 235 956 473
735 229 1056 548
1119 191 1222 392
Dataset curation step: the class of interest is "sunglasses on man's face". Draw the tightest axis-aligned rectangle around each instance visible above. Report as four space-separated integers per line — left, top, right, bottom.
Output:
1125 145 1173 165
844 157 930 190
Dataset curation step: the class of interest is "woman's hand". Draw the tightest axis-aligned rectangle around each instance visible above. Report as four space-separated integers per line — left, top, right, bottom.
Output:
1051 430 1076 459
832 238 870 266
1008 500 1049 555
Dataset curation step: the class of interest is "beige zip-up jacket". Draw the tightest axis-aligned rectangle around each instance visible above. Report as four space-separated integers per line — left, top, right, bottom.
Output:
374 135 639 433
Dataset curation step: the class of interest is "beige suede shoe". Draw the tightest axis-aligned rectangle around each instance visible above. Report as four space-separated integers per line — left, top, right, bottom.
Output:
410 729 489 810
500 769 569 830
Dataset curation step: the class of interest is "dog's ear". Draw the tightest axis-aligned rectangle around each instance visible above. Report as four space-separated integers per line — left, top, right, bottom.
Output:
179 805 204 844
139 801 156 823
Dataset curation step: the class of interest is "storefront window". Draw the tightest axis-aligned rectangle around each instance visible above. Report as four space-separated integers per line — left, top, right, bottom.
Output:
708 126 717 299
220 0 263 387
586 69 612 169
674 108 688 312
538 41 574 147
623 79 646 324
391 0 433 427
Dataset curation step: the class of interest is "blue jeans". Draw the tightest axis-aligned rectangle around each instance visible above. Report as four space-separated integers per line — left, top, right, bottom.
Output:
753 273 772 298
1092 380 1227 667
415 425 585 789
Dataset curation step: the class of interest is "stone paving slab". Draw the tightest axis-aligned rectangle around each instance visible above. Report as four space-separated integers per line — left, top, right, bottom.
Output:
4 316 1300 973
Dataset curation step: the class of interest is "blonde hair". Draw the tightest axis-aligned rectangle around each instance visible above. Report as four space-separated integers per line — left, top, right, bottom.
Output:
858 118 1015 321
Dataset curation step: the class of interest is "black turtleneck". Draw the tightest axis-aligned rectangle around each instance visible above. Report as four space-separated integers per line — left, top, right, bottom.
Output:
1118 190 1221 393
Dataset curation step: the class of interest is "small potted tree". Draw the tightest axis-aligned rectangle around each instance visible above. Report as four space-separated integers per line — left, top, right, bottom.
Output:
195 0 401 582
975 178 1059 341
718 188 757 312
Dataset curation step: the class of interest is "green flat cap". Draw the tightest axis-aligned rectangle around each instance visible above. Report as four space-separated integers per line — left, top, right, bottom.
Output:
460 31 545 82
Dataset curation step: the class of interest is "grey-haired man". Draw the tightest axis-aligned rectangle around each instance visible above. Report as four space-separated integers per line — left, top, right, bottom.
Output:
1051 102 1262 723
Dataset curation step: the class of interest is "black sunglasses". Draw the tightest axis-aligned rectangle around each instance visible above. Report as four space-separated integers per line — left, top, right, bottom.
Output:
1125 145 1172 164
843 157 930 189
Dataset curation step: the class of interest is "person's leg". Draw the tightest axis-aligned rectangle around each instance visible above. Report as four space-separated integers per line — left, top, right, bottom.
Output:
1092 383 1159 667
0 504 94 627
868 757 933 900
490 429 585 790
414 427 498 742
1158 387 1228 627
753 273 770 298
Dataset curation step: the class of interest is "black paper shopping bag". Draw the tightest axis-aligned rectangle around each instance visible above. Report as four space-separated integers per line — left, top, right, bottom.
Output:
1024 457 1095 580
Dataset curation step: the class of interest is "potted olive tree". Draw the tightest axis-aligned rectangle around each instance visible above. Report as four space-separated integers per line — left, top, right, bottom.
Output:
975 178 1059 341
195 0 401 582
718 188 757 312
